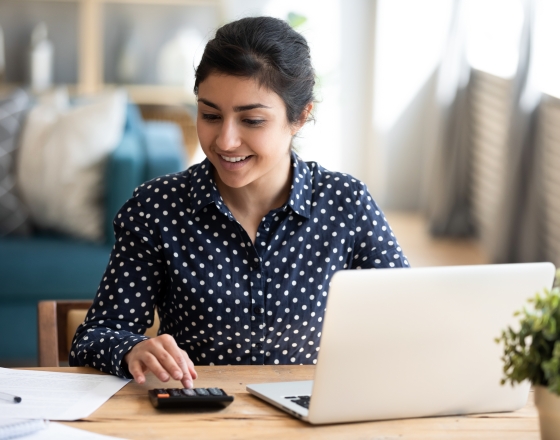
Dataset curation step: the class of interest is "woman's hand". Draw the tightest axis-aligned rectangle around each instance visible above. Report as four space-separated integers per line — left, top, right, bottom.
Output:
123 334 198 388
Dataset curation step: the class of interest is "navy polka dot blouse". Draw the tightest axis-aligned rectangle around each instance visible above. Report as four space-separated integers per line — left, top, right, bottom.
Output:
70 152 409 377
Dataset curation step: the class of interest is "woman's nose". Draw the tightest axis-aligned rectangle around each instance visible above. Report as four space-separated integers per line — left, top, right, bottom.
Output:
216 120 241 151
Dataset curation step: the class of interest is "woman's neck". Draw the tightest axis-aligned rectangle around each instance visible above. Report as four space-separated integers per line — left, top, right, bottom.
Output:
215 154 292 238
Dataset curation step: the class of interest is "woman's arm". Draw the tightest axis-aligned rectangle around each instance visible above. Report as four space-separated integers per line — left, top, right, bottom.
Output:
69 185 197 387
349 183 409 269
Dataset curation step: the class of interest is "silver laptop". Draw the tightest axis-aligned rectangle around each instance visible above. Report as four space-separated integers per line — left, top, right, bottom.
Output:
247 263 556 424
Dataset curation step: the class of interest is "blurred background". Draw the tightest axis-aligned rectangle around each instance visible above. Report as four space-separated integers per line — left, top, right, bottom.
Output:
0 0 558 365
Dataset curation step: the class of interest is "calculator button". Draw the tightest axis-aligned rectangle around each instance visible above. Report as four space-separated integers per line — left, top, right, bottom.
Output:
181 388 196 397
194 388 210 396
167 389 182 397
157 393 170 398
208 388 224 396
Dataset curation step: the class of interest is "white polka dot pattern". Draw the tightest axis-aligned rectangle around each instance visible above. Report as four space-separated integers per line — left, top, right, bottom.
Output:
70 153 409 377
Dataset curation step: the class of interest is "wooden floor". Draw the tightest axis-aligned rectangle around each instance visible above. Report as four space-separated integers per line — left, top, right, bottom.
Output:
385 211 488 267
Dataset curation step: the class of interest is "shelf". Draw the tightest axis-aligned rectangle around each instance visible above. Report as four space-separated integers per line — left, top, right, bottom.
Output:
120 84 196 106
0 83 197 106
6 0 224 97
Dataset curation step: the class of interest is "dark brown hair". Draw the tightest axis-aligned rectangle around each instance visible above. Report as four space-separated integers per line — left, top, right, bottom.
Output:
194 16 315 124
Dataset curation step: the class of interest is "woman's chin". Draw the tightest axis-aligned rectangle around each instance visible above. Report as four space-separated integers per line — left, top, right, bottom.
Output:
215 170 252 189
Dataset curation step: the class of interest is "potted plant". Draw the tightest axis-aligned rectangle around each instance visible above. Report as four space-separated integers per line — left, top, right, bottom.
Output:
497 269 560 440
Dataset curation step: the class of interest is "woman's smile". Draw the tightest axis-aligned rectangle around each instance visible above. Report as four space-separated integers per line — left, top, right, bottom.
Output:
218 154 254 170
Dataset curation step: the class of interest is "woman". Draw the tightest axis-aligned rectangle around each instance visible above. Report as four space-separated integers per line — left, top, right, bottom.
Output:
70 16 409 389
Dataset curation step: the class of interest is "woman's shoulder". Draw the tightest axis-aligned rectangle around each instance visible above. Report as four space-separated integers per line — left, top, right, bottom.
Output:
302 158 368 194
132 161 207 200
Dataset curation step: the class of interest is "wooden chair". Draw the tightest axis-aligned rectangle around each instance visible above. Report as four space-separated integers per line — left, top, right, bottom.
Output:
37 300 159 367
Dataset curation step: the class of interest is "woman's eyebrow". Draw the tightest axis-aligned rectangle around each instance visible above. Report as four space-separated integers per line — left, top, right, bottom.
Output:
198 98 220 110
233 103 272 112
198 98 271 112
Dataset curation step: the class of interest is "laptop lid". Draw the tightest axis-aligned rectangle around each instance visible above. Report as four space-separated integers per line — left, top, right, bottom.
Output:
304 263 555 424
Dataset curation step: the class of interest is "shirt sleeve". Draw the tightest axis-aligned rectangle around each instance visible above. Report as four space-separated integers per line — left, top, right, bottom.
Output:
350 182 410 269
69 186 166 378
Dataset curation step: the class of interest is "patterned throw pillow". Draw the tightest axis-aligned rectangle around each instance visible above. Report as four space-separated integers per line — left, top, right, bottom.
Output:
16 88 127 242
0 89 32 236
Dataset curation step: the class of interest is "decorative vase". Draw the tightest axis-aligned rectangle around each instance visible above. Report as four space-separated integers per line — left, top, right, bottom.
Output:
29 22 54 92
535 386 560 440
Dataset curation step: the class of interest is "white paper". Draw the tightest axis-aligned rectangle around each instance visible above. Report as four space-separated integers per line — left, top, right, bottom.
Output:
0 368 129 421
0 418 47 439
21 422 126 439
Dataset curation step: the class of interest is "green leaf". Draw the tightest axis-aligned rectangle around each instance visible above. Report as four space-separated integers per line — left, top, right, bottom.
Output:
497 285 560 395
287 12 307 29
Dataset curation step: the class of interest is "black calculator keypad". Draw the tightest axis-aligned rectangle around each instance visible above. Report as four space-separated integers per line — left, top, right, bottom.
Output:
148 387 234 409
208 388 224 396
194 388 210 396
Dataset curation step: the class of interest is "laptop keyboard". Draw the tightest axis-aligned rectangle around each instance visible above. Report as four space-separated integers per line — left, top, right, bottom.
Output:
284 395 311 409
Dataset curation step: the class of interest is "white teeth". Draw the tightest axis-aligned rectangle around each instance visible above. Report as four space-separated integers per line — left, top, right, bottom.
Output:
221 155 248 163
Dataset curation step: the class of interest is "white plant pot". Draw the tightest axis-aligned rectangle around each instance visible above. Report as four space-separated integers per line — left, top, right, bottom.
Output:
535 385 560 440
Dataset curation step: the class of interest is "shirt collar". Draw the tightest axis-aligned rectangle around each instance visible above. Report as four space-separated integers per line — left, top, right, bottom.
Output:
287 151 312 219
188 152 312 219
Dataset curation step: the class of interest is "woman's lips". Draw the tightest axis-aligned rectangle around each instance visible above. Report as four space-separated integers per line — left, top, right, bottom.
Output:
218 154 253 170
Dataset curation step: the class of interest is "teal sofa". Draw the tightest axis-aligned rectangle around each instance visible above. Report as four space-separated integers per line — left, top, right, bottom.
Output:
0 104 186 365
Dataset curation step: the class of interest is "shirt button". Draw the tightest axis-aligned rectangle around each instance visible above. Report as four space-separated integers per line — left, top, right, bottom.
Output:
256 343 263 350
263 222 270 229
253 306 264 315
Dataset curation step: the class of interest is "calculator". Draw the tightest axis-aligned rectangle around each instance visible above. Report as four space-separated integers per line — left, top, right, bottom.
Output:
148 388 234 409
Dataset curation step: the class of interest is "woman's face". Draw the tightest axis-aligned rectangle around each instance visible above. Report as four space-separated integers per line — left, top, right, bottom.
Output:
196 74 301 191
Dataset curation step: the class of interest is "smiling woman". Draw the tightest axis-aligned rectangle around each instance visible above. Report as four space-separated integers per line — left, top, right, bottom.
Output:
196 74 306 243
69 16 409 389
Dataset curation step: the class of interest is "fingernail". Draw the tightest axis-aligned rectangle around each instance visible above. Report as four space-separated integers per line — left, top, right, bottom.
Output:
187 379 193 389
137 377 145 384
161 373 169 381
173 371 182 380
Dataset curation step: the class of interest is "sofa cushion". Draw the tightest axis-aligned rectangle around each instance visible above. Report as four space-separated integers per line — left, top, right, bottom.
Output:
0 89 32 236
144 120 186 180
104 129 146 242
0 234 111 301
16 89 127 242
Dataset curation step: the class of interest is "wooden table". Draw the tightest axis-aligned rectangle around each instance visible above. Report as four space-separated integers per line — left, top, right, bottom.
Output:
34 366 540 439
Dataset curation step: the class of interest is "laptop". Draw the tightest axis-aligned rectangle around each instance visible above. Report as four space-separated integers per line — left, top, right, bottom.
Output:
246 263 556 424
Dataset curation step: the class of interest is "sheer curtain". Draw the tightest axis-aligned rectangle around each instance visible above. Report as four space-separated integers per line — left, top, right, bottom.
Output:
424 0 547 264
422 0 473 236
491 0 542 263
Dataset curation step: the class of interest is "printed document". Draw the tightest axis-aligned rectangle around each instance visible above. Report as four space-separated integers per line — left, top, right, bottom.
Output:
0 368 129 421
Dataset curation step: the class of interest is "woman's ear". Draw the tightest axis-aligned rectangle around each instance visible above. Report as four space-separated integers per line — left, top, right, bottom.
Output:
291 102 314 135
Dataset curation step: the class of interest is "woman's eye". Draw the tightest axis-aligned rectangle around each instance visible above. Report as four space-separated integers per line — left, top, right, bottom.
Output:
201 113 220 122
244 119 265 126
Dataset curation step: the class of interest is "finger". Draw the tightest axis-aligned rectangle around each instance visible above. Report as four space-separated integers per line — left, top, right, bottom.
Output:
152 345 191 385
127 359 146 385
142 352 171 382
179 352 196 388
185 354 198 380
175 352 192 386
177 350 196 379
159 337 192 383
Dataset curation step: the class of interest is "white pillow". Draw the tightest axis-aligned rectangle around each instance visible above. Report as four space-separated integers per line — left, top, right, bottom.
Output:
16 88 127 242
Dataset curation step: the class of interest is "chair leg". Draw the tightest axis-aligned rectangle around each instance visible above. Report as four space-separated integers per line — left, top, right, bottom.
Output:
37 301 59 367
